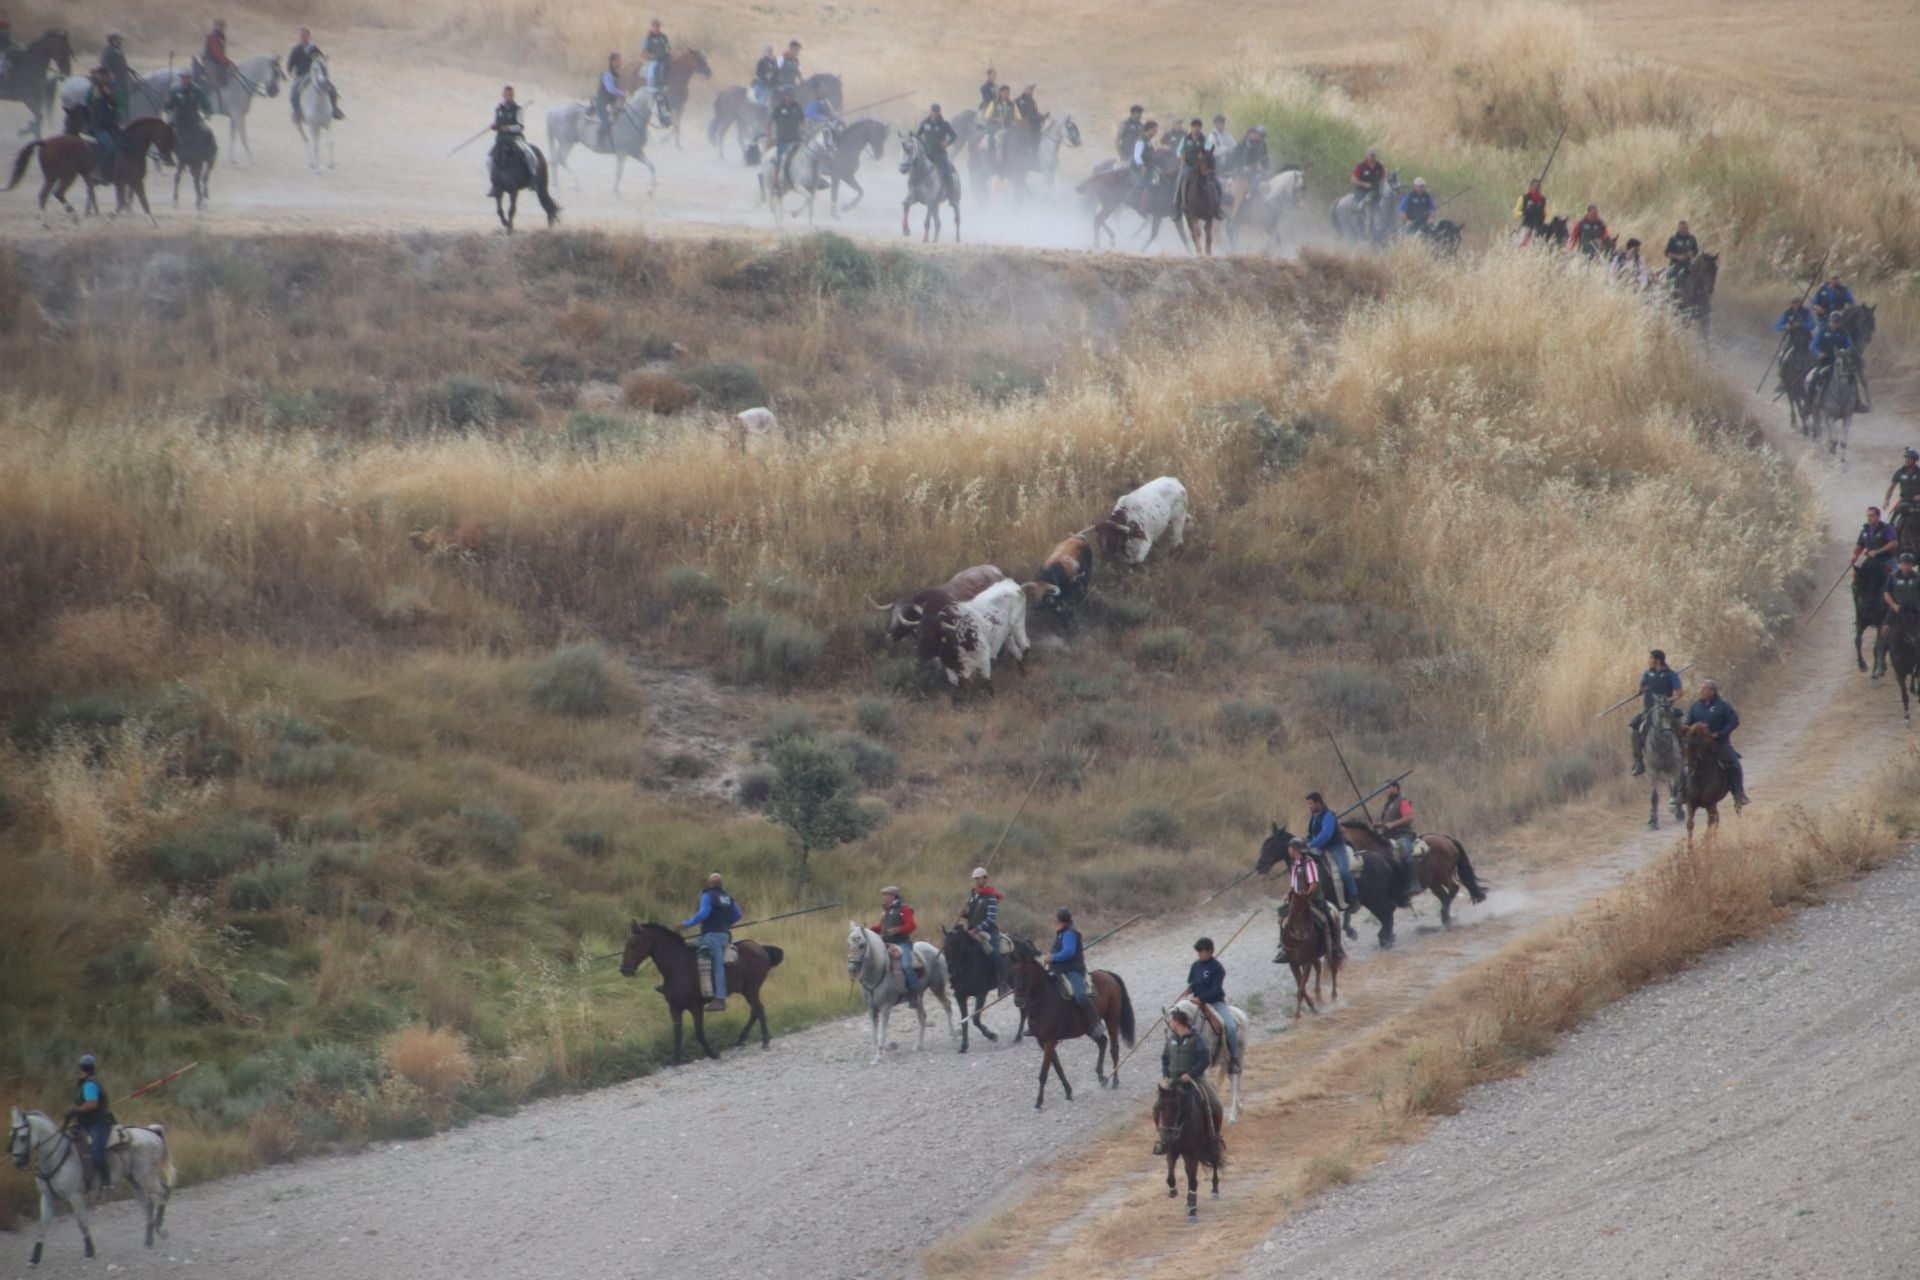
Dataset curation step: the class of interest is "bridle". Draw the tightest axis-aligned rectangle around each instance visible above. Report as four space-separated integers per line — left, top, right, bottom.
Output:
10 1111 75 1182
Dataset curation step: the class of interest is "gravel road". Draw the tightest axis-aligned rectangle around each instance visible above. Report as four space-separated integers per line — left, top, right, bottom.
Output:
1246 849 1920 1279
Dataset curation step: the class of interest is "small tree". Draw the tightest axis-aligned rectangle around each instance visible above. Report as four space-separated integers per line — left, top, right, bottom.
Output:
766 737 877 874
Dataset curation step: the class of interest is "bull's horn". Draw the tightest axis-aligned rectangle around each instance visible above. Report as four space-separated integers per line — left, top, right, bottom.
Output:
868 596 893 610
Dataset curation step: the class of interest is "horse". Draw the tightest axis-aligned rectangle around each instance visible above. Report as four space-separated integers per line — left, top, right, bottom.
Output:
941 925 1025 1052
822 117 885 214
618 920 783 1062
1176 151 1221 256
486 138 560 233
761 129 835 226
897 131 960 243
1887 611 1920 723
78 54 281 161
1034 114 1081 193
984 92 1049 202
15 115 175 223
846 922 954 1065
1151 1072 1225 1218
9 1106 176 1265
1 31 73 137
1258 823 1480 949
707 85 767 160
1008 938 1135 1108
8 128 94 222
1276 884 1340 1016
1780 327 1817 438
547 91 657 196
1415 218 1464 256
1835 302 1876 352
620 47 710 144
1330 171 1398 245
170 114 216 211
293 56 335 171
1231 166 1305 252
1077 155 1184 251
1171 997 1248 1123
1638 695 1687 829
1672 252 1718 336
1808 350 1862 463
1854 564 1892 678
1680 723 1733 843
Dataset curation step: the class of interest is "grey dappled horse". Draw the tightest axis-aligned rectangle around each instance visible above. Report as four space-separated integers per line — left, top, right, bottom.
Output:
547 90 657 195
1640 696 1685 829
761 129 834 226
1809 352 1862 463
846 922 953 1065
1330 170 1398 245
293 56 334 171
67 54 280 161
9 1106 175 1266
898 131 961 243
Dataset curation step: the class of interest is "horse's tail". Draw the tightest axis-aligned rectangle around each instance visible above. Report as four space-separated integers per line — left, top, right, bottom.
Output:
7 141 41 190
707 92 727 146
533 154 561 224
151 1122 177 1188
763 944 784 969
1452 838 1489 904
1110 971 1136 1047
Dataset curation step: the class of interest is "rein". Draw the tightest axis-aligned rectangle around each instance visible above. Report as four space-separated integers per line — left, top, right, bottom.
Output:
12 1113 76 1184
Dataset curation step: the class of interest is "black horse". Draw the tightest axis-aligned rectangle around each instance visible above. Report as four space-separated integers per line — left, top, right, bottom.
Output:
1855 563 1892 677
618 921 783 1062
1256 823 1418 950
488 138 560 232
1888 612 1920 723
940 925 1025 1052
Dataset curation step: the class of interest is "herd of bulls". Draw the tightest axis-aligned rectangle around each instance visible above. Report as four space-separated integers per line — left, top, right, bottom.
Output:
874 475 1190 687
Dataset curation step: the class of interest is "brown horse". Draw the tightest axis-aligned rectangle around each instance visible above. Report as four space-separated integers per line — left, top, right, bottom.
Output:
1679 724 1733 843
1177 150 1221 256
618 920 784 1063
1077 155 1186 251
1674 253 1718 336
620 47 711 147
1009 939 1136 1109
708 85 766 160
1278 885 1340 1016
8 115 174 223
1152 1077 1225 1217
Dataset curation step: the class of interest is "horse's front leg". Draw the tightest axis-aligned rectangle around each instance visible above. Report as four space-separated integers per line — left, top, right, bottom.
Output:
670 1007 686 1063
1035 1046 1052 1108
30 1182 54 1265
1186 1154 1198 1217
1166 1151 1178 1196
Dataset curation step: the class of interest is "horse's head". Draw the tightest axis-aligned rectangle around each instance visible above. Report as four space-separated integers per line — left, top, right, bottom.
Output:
846 921 872 974
46 30 74 73
1256 823 1296 875
690 49 713 79
1007 936 1043 1007
1679 723 1718 759
1545 215 1569 244
897 131 915 173
618 919 662 977
1062 115 1081 147
266 56 284 97
8 1108 31 1169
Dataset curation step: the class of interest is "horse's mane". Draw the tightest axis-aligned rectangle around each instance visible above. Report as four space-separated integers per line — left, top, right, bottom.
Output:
637 921 692 950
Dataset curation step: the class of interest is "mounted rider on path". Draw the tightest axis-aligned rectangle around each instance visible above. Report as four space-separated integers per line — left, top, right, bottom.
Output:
914 105 958 193
680 873 741 1012
1304 791 1358 935
1629 649 1683 777
1663 220 1699 285
1514 178 1548 244
1178 936 1241 1073
591 52 623 149
1282 837 1344 959
1886 449 1920 536
957 865 1007 993
65 1054 113 1192
84 66 123 178
1809 310 1868 412
1047 907 1104 1046
768 86 805 189
1571 204 1610 258
871 886 920 997
489 85 532 185
1375 779 1418 907
1153 1008 1219 1155
1685 678 1750 808
288 28 344 123
99 33 134 118
1884 554 1920 642
641 19 671 123
1115 104 1144 164
751 46 777 106
202 19 233 93
1398 176 1435 235
1351 148 1386 226
978 67 998 110
1854 507 1899 589
1175 118 1214 214
164 69 213 144
1129 120 1160 194
1811 275 1854 319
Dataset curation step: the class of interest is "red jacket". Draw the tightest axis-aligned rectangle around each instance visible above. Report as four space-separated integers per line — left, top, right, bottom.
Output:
871 903 916 940
1571 215 1609 251
205 31 231 66
1352 158 1384 186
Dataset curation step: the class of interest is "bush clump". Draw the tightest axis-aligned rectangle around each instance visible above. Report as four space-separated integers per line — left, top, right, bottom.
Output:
681 360 768 411
754 705 818 749
1302 665 1400 731
528 644 615 717
854 696 898 739
1122 804 1187 848
1133 626 1195 669
726 609 823 688
150 816 279 887
1263 604 1353 650
765 737 881 871
829 730 899 788
734 764 777 808
415 807 523 867
408 375 530 432
229 855 323 913
663 566 727 612
1216 699 1285 746
621 371 697 415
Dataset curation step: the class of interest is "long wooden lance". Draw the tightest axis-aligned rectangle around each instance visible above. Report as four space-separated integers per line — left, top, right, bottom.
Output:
1806 561 1856 622
1327 731 1376 825
1534 124 1567 187
966 914 1144 1019
126 1061 201 1100
1592 663 1695 719
592 901 843 961
1117 905 1263 1069
1334 769 1415 822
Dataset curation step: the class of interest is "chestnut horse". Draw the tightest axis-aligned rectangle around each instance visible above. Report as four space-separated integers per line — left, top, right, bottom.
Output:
7 115 174 223
617 920 783 1063
1278 885 1340 1016
1009 939 1136 1109
1152 1076 1225 1218
619 47 711 145
1679 724 1733 843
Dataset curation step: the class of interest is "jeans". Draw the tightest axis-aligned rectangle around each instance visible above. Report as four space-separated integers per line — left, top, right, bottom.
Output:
646 61 664 90
1327 842 1358 905
890 939 917 991
83 1119 110 1180
1062 968 1099 1032
1204 999 1240 1062
697 932 729 1000
592 98 613 138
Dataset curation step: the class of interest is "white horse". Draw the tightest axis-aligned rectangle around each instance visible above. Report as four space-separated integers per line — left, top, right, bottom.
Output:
1172 999 1250 1123
846 923 954 1065
761 130 835 226
8 1106 176 1266
1034 114 1081 194
546 89 657 195
66 54 282 162
1330 169 1398 246
294 56 335 171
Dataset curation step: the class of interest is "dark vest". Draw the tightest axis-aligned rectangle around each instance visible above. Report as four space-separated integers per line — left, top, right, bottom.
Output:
1896 467 1920 502
964 890 996 929
74 1078 112 1125
1890 571 1920 609
1165 1032 1206 1077
1052 927 1086 973
879 899 910 942
699 890 738 935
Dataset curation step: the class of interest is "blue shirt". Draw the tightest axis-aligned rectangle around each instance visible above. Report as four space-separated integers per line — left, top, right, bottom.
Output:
600 70 621 97
682 889 740 934
1187 957 1226 1005
1049 926 1084 971
1639 666 1682 707
1811 327 1853 360
805 99 833 124
1774 305 1814 333
1685 696 1740 745
1398 190 1434 221
1306 808 1339 850
1813 283 1854 312
80 1081 101 1105
1859 522 1897 554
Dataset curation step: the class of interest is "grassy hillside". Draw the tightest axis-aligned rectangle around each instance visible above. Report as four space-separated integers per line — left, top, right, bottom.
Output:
0 229 1815 1222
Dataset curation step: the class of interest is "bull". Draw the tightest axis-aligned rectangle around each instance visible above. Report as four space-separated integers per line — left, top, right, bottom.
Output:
932 578 1030 689
872 563 1007 648
1093 476 1189 566
1022 533 1093 612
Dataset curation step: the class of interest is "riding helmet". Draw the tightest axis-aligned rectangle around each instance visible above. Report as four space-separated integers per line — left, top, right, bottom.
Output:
1055 907 1073 922
1903 553 1917 565
78 1054 96 1069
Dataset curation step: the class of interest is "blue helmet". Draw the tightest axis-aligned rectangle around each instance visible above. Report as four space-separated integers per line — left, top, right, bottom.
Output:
78 1054 96 1069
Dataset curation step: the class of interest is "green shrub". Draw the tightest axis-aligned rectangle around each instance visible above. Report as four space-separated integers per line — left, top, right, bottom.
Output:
263 740 362 787
1544 752 1597 802
942 811 1047 861
150 816 279 887
1264 604 1353 650
528 644 615 717
661 750 710 779
262 390 328 432
562 411 652 453
408 375 530 432
1092 595 1154 629
876 656 946 697
727 609 823 687
754 705 817 750
663 566 727 612
735 764 777 808
854 696 898 739
1133 626 1195 669
1049 665 1125 704
798 232 877 293
562 828 612 858
1122 804 1186 848
681 360 768 411
967 353 1047 404
1049 707 1118 753
829 731 899 788
1216 699 1285 746
416 807 523 867
766 737 880 871
229 855 322 913
1302 665 1400 731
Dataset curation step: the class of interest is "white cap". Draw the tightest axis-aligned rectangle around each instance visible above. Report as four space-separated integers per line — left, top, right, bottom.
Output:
971 867 989 879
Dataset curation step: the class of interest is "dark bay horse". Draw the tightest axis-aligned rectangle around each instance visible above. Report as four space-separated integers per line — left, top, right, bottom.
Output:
1781 326 1817 438
941 925 1025 1052
1679 724 1733 843
824 117 885 214
9 115 173 223
1009 939 1136 1109
1259 822 1483 949
1855 563 1891 677
1673 252 1718 336
1278 885 1340 1016
2 30 73 137
618 920 783 1062
488 140 560 233
1078 155 1185 251
1152 1077 1224 1217
1887 611 1920 723
171 118 217 211
1176 151 1220 256
620 47 711 145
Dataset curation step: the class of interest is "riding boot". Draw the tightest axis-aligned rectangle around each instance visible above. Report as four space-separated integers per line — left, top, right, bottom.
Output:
993 951 1011 997
1077 996 1106 1044
1396 854 1416 910
1731 760 1750 807
330 86 344 121
95 1158 111 1191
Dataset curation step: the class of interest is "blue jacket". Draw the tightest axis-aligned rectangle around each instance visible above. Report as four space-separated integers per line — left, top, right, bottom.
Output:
1685 696 1739 746
805 99 834 125
1811 327 1853 360
1050 926 1085 972
1859 521 1897 556
1187 957 1226 1005
1639 665 1682 707
682 889 741 935
1774 305 1814 334
1813 283 1854 313
1398 190 1434 222
1306 807 1340 851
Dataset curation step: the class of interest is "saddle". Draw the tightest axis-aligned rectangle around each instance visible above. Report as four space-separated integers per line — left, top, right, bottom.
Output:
970 930 1012 959
887 942 927 979
693 943 741 999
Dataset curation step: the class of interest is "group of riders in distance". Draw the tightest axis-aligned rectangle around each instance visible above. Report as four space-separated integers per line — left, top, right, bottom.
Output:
1846 451 1920 718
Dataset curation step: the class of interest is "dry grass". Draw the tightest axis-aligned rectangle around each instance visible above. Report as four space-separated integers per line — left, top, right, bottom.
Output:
382 1026 476 1104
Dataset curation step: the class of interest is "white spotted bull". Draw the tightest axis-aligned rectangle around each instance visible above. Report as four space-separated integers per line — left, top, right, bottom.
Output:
1093 476 1189 566
872 564 1007 654
934 578 1030 688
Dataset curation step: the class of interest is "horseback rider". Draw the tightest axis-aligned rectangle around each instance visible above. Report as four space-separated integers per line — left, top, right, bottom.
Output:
1684 678 1750 808
871 886 920 997
751 45 777 106
203 19 233 92
1152 1008 1216 1155
1628 649 1683 777
642 19 670 92
64 1054 113 1191
288 28 344 124
1663 219 1699 282
1304 791 1357 932
100 32 131 118
1808 310 1868 412
1115 104 1145 163
680 872 741 1012
769 86 805 188
1885 449 1920 533
1611 237 1649 289
1514 177 1548 244
1178 936 1241 1073
915 103 958 193
773 40 802 93
1571 204 1609 258
979 67 998 110
84 67 123 178
1775 296 1816 337
1283 837 1344 959
164 69 213 141
1351 147 1385 209
1375 779 1418 908
982 83 1015 159
957 865 1007 993
489 85 531 182
1207 113 1233 160
592 52 623 149
1048 907 1104 1046
804 83 837 131
1130 120 1159 191
1884 554 1920 637
1223 125 1269 218
1811 274 1854 318
1398 176 1435 235
1175 117 1213 214
1854 507 1899 592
